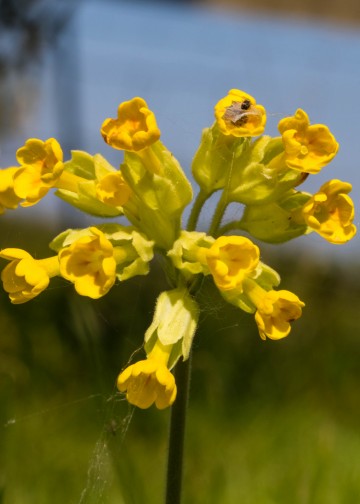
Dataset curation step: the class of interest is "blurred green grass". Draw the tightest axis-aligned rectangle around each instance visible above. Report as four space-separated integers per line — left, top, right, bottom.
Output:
1 221 360 503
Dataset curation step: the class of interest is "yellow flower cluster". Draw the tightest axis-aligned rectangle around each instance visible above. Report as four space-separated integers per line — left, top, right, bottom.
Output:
0 89 356 410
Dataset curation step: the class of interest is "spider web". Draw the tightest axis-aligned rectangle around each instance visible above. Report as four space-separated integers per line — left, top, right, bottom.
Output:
77 394 134 504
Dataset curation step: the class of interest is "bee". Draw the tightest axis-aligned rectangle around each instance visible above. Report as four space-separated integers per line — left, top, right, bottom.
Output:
223 99 260 127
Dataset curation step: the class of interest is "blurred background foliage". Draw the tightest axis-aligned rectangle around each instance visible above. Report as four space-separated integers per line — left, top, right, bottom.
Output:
1 0 360 502
1 221 360 503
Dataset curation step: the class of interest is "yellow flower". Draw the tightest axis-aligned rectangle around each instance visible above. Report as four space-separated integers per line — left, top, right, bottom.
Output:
255 290 304 340
201 236 260 291
244 279 304 340
117 342 177 409
301 179 356 244
0 248 59 304
278 109 338 174
214 89 266 137
0 167 22 213
16 137 63 169
101 97 161 151
13 138 64 206
95 172 132 207
58 227 117 298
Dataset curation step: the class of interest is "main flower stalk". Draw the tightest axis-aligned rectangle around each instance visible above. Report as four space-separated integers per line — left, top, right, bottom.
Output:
165 354 192 504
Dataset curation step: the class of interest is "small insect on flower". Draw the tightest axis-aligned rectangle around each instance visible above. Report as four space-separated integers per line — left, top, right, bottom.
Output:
223 99 261 127
215 89 266 137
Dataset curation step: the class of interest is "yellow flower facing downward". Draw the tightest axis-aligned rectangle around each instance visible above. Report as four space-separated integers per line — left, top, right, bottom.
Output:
301 179 357 244
244 279 304 340
117 342 177 409
101 97 161 151
95 172 132 207
214 89 266 137
0 167 22 213
278 109 339 174
14 138 64 206
201 236 260 291
0 248 59 304
58 227 117 298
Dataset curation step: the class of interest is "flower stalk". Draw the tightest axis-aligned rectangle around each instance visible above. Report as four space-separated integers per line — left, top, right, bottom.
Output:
186 188 210 232
165 353 192 504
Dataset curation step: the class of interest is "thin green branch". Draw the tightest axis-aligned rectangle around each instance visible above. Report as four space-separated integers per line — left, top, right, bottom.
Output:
207 192 229 237
186 189 211 232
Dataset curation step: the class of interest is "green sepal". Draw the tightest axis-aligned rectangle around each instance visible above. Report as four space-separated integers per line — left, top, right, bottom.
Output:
226 136 304 206
121 141 193 249
123 141 193 218
239 190 310 243
104 224 155 281
144 288 199 366
191 124 249 194
63 150 96 179
57 151 124 217
252 262 281 291
145 331 183 371
167 230 214 278
220 261 280 313
49 227 94 252
220 287 256 313
56 184 123 218
123 201 180 250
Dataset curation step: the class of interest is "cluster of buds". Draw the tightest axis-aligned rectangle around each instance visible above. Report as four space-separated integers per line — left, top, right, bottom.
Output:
0 90 356 409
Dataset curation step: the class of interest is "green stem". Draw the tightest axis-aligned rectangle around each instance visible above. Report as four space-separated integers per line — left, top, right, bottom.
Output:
165 353 192 504
208 192 229 237
186 189 211 232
